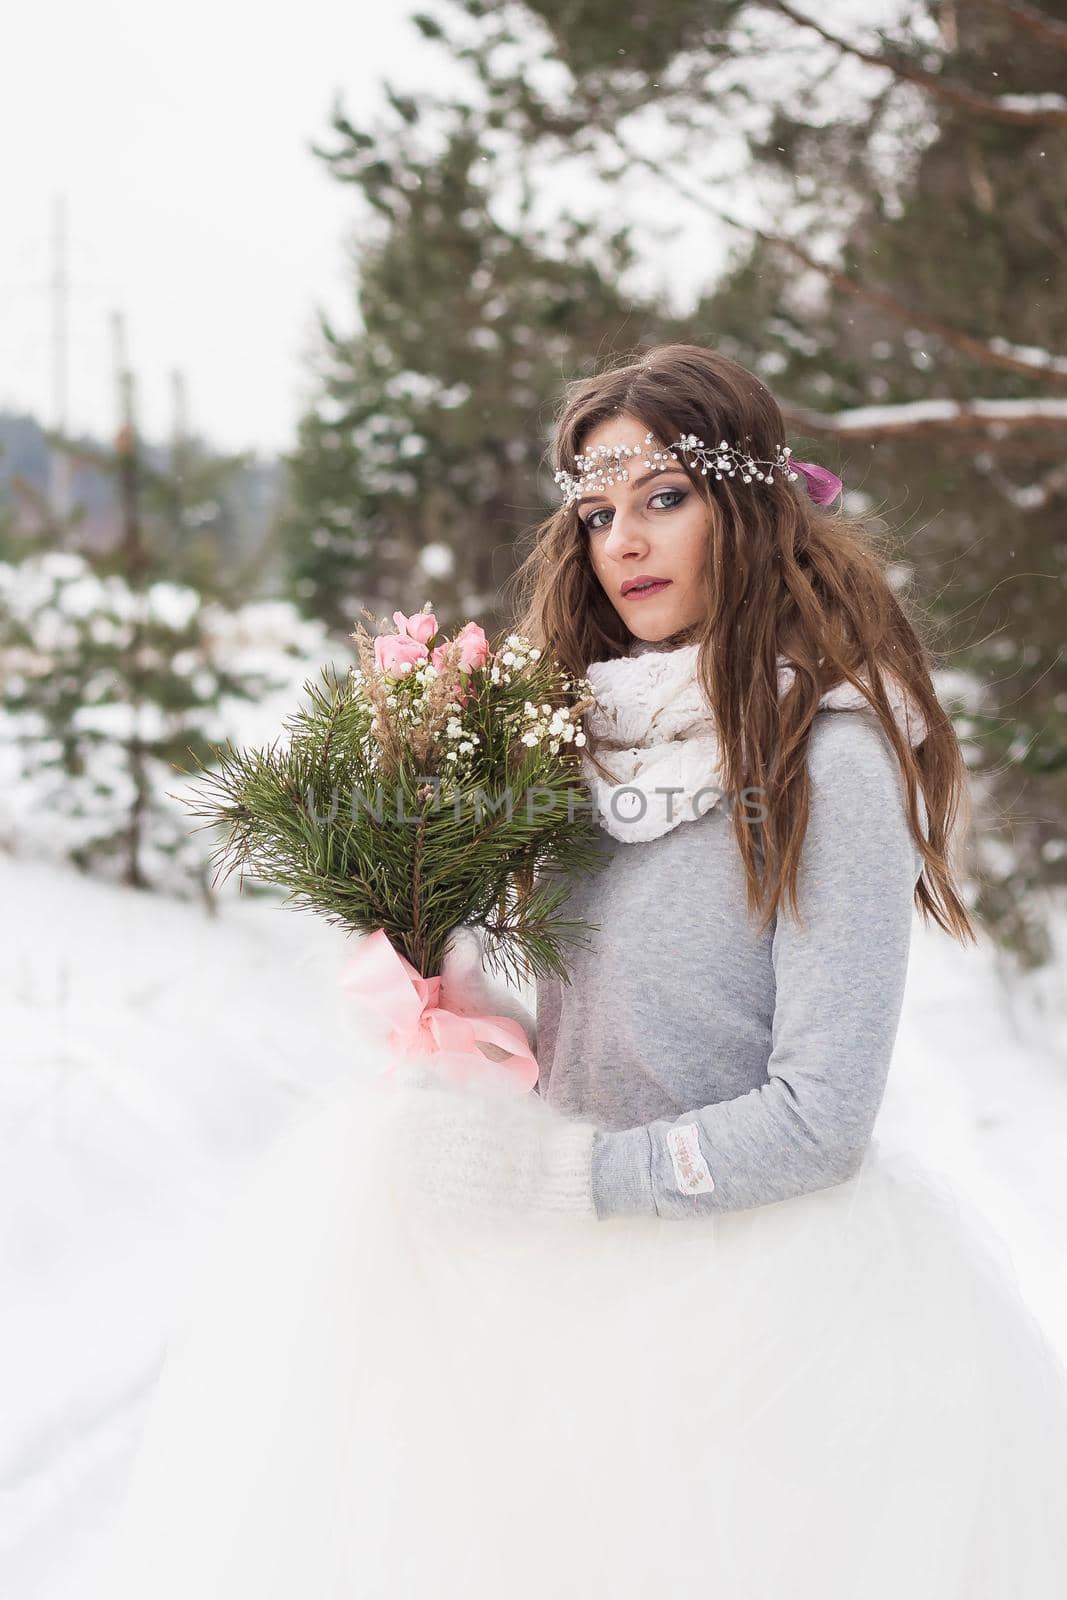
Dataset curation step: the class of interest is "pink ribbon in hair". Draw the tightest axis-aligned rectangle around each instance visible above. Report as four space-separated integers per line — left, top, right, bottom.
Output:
791 460 843 506
341 927 538 1092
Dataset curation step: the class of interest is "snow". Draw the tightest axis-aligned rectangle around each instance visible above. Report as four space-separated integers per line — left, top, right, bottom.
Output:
995 93 1067 115
1 852 1066 1598
144 582 201 632
986 335 1067 377
0 554 350 895
813 396 1067 433
0 856 370 1597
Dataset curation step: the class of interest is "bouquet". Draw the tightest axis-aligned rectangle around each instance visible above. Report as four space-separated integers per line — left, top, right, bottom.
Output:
185 604 604 1089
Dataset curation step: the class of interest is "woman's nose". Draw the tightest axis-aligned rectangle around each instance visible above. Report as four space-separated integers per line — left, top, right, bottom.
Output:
602 507 648 558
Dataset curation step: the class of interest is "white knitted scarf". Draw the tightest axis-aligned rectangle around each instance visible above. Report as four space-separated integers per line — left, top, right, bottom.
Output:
579 640 928 845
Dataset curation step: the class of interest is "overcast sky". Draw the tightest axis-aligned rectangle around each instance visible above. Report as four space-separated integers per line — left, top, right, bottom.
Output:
3 2 908 462
1 3 447 457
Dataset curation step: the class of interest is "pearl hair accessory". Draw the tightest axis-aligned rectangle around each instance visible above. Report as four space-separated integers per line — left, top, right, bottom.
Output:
554 431 799 507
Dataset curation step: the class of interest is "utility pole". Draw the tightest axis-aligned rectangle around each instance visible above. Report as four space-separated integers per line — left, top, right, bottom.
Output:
171 366 189 460
171 366 191 547
112 311 147 587
48 191 73 530
112 309 149 887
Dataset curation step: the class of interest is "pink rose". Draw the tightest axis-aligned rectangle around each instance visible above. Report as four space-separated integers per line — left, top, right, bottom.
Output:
453 621 489 672
393 608 439 646
374 632 429 677
426 622 487 705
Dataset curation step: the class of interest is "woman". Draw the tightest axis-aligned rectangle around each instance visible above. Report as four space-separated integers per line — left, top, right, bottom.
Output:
100 344 1067 1599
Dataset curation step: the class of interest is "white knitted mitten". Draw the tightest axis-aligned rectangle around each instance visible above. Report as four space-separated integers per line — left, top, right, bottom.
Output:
439 923 538 1057
382 1077 597 1220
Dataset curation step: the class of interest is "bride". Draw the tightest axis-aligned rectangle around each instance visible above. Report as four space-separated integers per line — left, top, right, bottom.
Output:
99 343 1067 1598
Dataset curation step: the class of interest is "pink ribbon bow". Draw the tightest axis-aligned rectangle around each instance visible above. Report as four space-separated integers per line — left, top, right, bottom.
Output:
791 460 843 506
340 928 539 1092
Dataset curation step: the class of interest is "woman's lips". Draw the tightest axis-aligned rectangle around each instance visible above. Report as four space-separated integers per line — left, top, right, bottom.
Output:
622 579 672 601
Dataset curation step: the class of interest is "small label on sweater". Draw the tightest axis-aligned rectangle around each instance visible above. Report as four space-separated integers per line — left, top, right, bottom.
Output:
666 1123 715 1194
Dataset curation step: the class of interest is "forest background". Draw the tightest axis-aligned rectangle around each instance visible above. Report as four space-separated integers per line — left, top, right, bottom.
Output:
4 0 1064 964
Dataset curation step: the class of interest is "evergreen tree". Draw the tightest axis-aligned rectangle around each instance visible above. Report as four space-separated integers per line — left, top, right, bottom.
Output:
0 380 340 895
281 99 690 637
395 0 1067 964
0 550 335 895
57 423 258 602
0 458 19 563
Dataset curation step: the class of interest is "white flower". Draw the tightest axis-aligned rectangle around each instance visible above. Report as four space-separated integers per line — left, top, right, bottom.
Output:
529 648 541 660
574 731 586 746
521 730 539 746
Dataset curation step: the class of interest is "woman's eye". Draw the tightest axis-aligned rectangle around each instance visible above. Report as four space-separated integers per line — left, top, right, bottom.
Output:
582 487 687 533
651 488 687 513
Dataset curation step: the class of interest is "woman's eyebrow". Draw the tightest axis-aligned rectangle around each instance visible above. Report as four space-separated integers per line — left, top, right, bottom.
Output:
575 466 687 508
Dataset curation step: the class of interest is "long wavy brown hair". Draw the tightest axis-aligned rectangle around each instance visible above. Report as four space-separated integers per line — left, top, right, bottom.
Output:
506 342 976 945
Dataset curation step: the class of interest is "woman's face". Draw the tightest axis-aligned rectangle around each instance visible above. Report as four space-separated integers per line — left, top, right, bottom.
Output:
575 412 712 642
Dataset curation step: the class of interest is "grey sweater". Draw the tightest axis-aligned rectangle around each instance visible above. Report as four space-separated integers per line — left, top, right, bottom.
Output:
534 708 928 1221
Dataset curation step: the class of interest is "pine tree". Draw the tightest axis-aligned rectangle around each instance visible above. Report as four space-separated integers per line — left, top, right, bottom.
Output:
280 97 690 637
0 550 335 894
56 423 259 603
394 0 1067 965
0 382 340 894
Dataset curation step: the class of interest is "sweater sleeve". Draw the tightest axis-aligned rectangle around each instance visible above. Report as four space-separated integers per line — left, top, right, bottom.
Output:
589 711 927 1221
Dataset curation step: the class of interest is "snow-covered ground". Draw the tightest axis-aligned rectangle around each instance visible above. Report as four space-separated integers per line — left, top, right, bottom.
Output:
0 856 369 1598
2 852 1066 1598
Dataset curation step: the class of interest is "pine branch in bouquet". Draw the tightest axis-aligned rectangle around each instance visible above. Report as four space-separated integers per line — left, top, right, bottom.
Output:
184 605 606 984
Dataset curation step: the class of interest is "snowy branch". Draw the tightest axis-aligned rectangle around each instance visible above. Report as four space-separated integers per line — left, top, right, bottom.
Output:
783 396 1067 441
985 338 1067 378
755 233 1067 387
762 1 1067 127
989 458 1067 509
611 135 1067 389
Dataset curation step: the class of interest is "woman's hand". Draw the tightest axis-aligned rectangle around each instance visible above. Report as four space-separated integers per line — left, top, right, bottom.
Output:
381 1072 597 1221
438 924 538 1059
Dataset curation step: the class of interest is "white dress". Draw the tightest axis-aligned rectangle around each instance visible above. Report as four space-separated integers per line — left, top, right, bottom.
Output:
97 1033 1067 1600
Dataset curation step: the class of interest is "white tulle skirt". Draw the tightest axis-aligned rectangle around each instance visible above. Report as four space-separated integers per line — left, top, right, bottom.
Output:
98 1053 1067 1600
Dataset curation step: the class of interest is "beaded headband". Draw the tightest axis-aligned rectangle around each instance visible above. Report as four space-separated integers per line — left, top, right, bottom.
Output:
554 431 842 509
